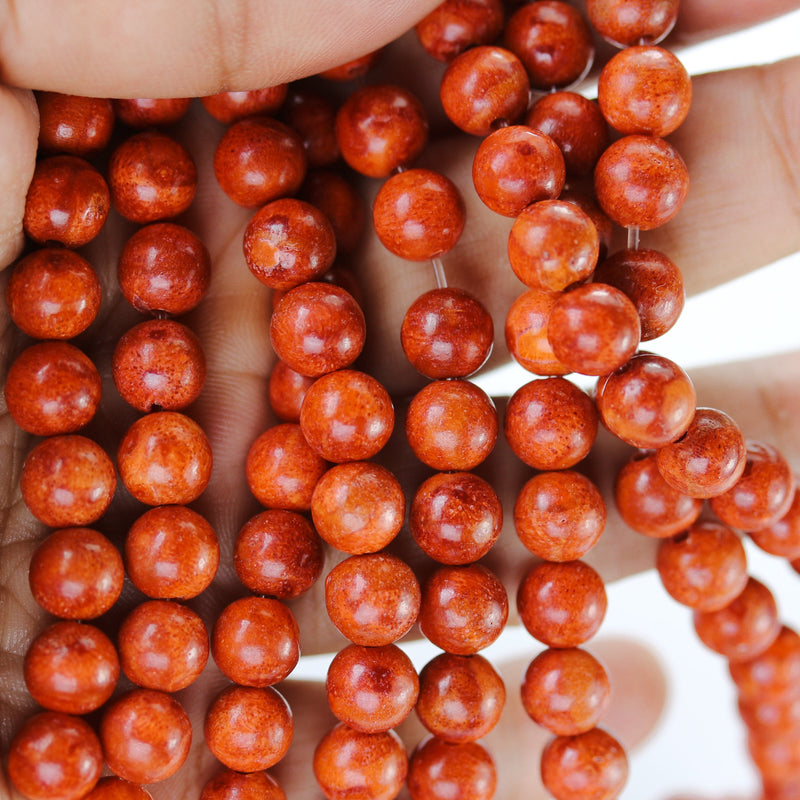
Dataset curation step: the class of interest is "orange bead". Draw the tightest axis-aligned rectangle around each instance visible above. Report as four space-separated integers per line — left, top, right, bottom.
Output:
201 86 288 123
560 188 614 260
268 360 315 423
84 777 154 799
749 488 800 559
112 98 191 127
748 729 800 782
300 169 366 253
283 88 339 168
37 92 115 156
415 0 505 62
407 737 497 800
739 693 800 738
318 49 383 81
505 288 570 376
586 0 679 47
731 626 800 704
200 769 286 800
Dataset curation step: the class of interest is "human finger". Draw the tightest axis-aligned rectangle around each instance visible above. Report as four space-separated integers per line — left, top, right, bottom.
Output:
675 0 800 42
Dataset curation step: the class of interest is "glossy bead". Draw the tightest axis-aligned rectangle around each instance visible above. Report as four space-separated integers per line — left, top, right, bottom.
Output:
594 135 689 230
119 600 209 691
407 737 497 800
300 370 394 463
24 621 119 714
504 0 594 90
108 131 197 223
560 188 614 260
117 411 212 506
410 471 502 565
24 155 110 246
749 488 800 559
112 98 191 127
440 46 530 135
592 247 684 340
318 49 383 81
595 353 696 449
214 116 306 207
406 380 497 471
473 126 565 217
205 685 293 772
21 435 116 527
84 777 154 800
313 723 408 800
37 92 114 156
8 712 103 800
118 222 211 315
540 728 628 800
415 0 505 62
525 92 609 176
416 653 505 742
200 770 286 800
709 441 796 532
201 86 288 123
300 169 366 253
283 88 339 168
521 647 611 735
730 626 800 703
419 564 508 654
547 283 640 376
748 730 800 783
693 577 781 662
270 282 365 377
517 560 607 647
504 376 598 470
586 0 680 48
234 509 324 598
505 288 569 375
5 341 101 435
268 360 315 422
326 644 419 733
656 521 748 612
614 452 703 539
101 689 192 784
325 553 421 646
6 247 101 339
739 693 800 737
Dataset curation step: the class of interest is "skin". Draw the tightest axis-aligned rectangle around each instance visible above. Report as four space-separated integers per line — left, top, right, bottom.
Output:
1 1 800 797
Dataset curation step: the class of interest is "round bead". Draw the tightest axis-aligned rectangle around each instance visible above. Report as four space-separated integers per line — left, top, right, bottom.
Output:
24 155 110 246
300 370 394 463
117 411 212 506
201 86 288 123
521 647 611 735
749 488 800 559
268 360 315 423
504 376 598 470
595 353 696 449
325 553 421 646
517 560 607 647
6 247 101 339
300 169 366 253
318 49 383 81
84 777 154 799
24 621 119 714
586 0 680 48
505 288 570 375
200 770 286 800
112 98 191 127
326 644 419 733
119 600 209 691
739 694 800 738
656 521 748 612
415 0 505 62
5 341 101 435
730 626 800 703
373 168 465 261
440 45 530 135
410 471 502 565
100 689 192 784
204 685 293 772
419 564 508 654
594 135 689 229
283 88 339 168
472 126 565 217
416 653 505 742
8 712 103 800
748 730 800 783
21 435 116 527
408 737 496 800
108 131 197 223
234 508 324 598
37 92 115 156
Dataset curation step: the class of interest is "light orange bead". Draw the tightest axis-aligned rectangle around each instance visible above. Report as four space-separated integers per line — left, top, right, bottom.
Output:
505 288 570 376
749 488 800 559
200 770 286 800
586 0 679 47
84 777 154 800
731 626 800 703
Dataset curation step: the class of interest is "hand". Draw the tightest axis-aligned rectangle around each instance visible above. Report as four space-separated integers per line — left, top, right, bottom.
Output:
2 1 800 798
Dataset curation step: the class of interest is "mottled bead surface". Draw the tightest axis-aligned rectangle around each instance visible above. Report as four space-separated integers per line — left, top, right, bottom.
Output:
24 155 110 246
21 435 116 527
505 288 570 376
656 521 749 612
560 188 614 260
407 737 497 800
101 689 192 784
200 770 286 800
517 560 607 647
84 777 155 799
586 0 679 47
8 712 103 800
416 653 505 742
406 379 497 471
269 360 315 422
440 45 530 135
117 411 212 506
24 621 119 714
37 92 114 156
326 644 419 733
5 341 101 435
749 489 800 559
731 626 800 703
415 0 505 62
318 49 383 81
300 169 366 253
119 600 209 691
325 553 421 646
201 86 288 123
113 98 191 127
109 131 197 223
283 88 339 168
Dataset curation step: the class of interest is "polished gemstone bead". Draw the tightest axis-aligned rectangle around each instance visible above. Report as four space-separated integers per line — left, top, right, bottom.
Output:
747 729 800 782
731 626 800 703
407 737 497 800
739 693 800 737
325 553 421 646
505 288 570 376
560 188 614 260
318 49 383 81
24 621 119 714
201 86 288 123
119 600 209 691
416 652 505 742
200 769 286 800
586 0 680 47
37 92 114 156
21 435 116 527
656 521 748 612
112 98 191 127
749 489 800 559
300 169 366 253
415 0 505 62
283 88 339 168
84 777 154 799
326 644 419 733
268 360 315 423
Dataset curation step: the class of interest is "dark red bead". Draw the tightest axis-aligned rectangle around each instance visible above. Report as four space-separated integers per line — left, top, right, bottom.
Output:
112 98 191 127
415 0 505 62
407 737 497 800
37 92 115 156
201 86 288 123
586 0 680 48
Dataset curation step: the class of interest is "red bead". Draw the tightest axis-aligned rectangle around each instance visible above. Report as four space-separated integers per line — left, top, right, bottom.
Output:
517 560 607 647
112 98 191 127
505 288 570 375
586 0 679 47
109 131 197 223
318 49 383 81
473 126 565 217
749 488 800 559
268 360 315 423
739 693 800 738
407 737 497 800
731 626 800 703
560 188 614 260
37 92 114 156
24 155 110 246
415 0 505 62
100 689 192 784
283 88 339 168
748 730 800 782
300 169 366 253
201 86 288 123
84 777 154 800
8 712 103 800
656 520 748 612
21 435 116 528
200 769 286 800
